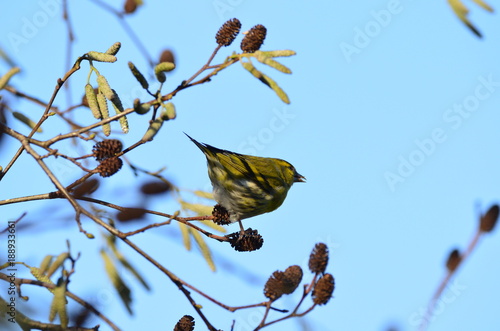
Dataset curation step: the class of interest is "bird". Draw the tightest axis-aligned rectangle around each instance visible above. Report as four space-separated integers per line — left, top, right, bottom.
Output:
186 133 305 234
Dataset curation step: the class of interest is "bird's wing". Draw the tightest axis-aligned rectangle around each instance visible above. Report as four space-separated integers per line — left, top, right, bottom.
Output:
218 152 276 194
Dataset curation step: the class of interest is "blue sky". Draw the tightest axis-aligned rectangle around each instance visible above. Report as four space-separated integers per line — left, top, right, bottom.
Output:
1 1 500 330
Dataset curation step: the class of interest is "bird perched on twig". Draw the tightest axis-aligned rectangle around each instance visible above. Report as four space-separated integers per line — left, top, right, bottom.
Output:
186 133 305 235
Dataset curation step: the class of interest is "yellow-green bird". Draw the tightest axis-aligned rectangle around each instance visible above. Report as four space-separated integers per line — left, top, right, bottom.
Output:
186 133 305 232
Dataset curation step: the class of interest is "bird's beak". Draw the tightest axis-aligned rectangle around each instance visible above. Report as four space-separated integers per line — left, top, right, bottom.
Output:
294 173 306 183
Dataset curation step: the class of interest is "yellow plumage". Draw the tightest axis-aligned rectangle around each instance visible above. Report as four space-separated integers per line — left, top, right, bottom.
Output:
187 133 305 230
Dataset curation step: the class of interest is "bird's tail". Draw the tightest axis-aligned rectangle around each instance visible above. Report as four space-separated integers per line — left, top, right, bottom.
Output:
184 132 218 157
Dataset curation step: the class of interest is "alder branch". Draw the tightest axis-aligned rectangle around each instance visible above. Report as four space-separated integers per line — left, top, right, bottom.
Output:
0 274 120 331
0 57 83 181
418 204 499 331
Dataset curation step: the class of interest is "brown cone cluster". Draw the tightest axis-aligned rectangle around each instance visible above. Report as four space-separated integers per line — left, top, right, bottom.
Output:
216 18 242 47
226 228 263 252
264 265 303 301
308 242 329 274
446 248 461 272
282 265 303 294
124 0 138 14
261 243 336 311
93 139 124 177
96 157 123 177
240 24 267 53
480 204 499 233
173 315 195 331
312 273 335 305
93 139 123 161
264 270 286 301
212 204 231 225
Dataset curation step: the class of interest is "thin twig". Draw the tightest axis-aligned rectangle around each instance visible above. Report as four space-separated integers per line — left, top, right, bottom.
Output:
162 56 239 102
0 212 26 233
418 229 483 331
43 107 135 147
0 190 226 241
62 0 75 108
0 59 82 181
183 45 222 86
68 196 226 241
88 0 155 68
4 86 60 111
0 193 53 206
116 235 220 330
3 85 88 132
0 274 121 331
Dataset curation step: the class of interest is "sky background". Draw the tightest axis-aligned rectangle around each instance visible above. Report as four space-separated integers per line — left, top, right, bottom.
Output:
1 1 500 330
